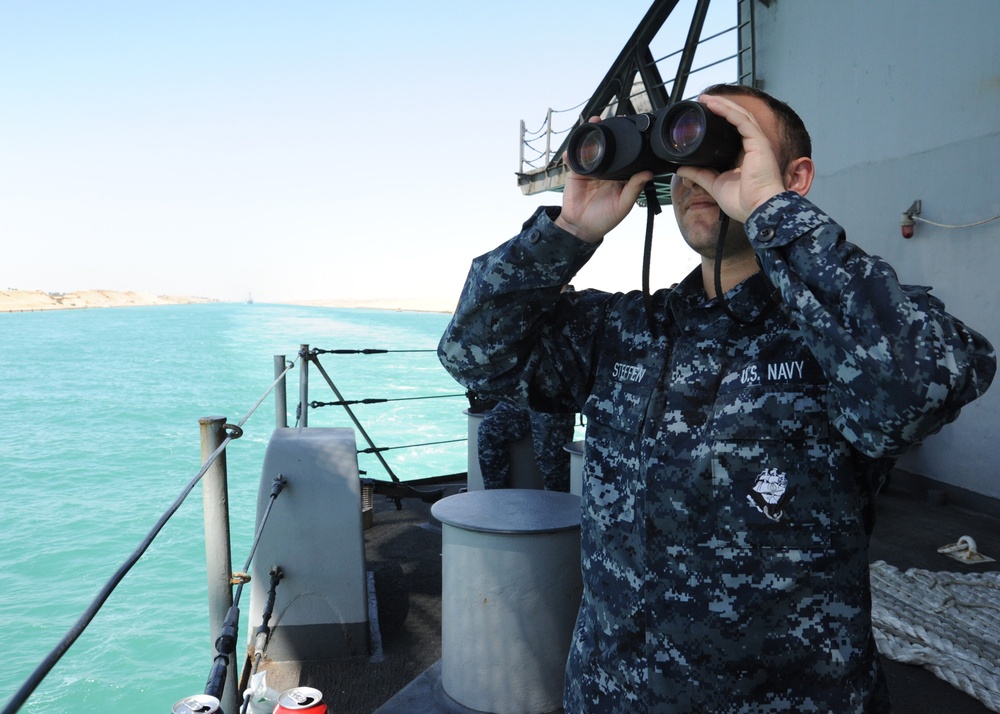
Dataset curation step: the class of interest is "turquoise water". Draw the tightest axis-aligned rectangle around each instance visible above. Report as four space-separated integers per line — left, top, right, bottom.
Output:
0 303 464 713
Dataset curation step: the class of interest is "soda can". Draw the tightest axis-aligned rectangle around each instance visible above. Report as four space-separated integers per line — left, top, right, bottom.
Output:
172 694 220 714
274 686 328 713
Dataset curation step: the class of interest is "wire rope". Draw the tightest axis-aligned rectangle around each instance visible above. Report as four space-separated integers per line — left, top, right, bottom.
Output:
359 437 467 454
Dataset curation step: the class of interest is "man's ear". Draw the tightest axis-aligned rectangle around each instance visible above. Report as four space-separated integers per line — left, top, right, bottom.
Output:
784 156 815 196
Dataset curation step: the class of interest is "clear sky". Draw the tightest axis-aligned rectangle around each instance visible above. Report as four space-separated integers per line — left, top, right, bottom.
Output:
1 0 735 306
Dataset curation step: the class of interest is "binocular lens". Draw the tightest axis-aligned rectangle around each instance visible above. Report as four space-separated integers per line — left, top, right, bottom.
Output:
573 126 607 174
668 106 707 154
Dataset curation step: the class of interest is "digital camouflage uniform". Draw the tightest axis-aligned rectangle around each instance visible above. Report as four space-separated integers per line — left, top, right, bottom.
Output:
477 400 577 491
438 191 996 713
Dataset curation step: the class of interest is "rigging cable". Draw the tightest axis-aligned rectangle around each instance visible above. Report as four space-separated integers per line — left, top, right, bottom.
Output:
239 567 285 714
307 349 452 507
310 392 466 408
205 475 287 704
312 348 437 355
359 437 467 454
308 351 404 483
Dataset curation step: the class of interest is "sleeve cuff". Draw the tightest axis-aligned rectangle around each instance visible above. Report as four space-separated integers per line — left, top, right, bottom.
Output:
745 191 834 248
525 206 603 251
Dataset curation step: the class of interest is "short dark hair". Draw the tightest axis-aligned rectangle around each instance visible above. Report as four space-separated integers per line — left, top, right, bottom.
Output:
702 83 812 169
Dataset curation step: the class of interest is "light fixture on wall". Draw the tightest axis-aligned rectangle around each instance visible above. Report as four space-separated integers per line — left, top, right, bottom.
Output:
900 199 1000 238
900 200 921 239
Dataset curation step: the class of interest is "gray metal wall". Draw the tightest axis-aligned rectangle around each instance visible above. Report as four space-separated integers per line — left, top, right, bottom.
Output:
751 1 1000 497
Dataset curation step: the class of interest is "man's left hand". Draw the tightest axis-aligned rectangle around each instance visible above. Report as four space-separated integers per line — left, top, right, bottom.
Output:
674 93 787 223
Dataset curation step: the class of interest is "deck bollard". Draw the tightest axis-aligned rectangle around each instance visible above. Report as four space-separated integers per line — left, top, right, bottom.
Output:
432 489 582 714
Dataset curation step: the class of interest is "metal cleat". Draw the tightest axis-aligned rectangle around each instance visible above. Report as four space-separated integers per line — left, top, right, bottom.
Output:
937 535 996 564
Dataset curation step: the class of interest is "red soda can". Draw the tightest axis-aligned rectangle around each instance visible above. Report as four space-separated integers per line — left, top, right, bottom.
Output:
274 686 327 714
172 694 220 713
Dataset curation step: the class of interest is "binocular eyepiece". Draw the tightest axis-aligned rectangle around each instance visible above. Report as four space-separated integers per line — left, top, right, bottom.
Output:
565 101 742 181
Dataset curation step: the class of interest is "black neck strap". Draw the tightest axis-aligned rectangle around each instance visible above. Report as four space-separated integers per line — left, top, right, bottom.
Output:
641 186 775 336
713 211 775 326
642 182 662 338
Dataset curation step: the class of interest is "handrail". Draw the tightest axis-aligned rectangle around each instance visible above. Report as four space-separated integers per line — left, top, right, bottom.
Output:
302 346 468 485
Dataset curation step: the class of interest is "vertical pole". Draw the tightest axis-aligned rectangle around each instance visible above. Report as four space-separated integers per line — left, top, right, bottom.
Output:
199 416 237 714
299 344 310 428
545 108 553 166
274 354 288 428
519 119 526 173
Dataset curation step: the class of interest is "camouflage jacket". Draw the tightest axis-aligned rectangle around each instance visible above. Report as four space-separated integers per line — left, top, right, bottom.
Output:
438 192 996 713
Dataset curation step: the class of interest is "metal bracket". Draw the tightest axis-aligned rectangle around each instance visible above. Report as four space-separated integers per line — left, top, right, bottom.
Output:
937 535 995 564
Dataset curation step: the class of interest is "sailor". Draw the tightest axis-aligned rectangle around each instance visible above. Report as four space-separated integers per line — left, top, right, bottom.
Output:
476 399 576 492
438 84 996 712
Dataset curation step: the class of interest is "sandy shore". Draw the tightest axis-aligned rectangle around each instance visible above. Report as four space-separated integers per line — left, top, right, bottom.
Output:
1 290 456 314
0 289 217 313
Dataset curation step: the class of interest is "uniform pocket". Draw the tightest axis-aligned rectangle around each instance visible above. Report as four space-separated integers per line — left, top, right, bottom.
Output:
580 395 648 531
711 385 834 549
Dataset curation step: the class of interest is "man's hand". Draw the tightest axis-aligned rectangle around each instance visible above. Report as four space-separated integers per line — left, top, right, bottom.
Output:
554 123 654 244
675 93 787 224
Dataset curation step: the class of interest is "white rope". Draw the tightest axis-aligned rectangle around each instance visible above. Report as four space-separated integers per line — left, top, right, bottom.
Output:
913 214 1000 230
870 560 1000 712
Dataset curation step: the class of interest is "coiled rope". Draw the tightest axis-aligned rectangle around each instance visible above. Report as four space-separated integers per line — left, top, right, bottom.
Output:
870 560 1000 712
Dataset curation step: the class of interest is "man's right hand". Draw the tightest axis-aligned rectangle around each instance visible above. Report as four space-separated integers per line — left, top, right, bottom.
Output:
554 146 653 244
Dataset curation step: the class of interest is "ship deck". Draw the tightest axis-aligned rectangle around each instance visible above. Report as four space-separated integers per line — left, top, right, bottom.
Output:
255 473 1000 714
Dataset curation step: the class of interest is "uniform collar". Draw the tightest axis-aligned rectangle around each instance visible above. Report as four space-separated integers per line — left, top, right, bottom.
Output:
668 267 777 329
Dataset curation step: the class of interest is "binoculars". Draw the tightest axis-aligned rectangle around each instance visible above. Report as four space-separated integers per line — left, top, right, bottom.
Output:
565 101 742 181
